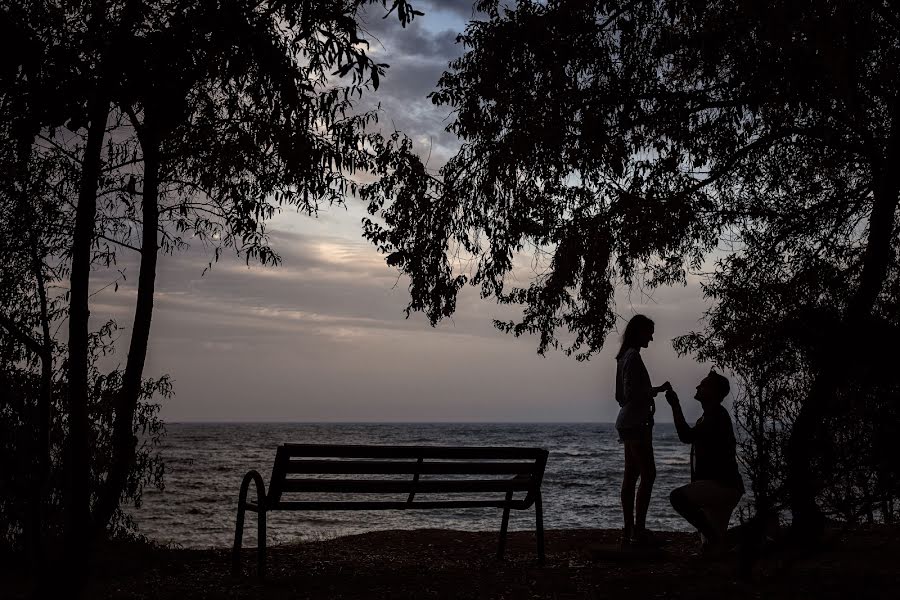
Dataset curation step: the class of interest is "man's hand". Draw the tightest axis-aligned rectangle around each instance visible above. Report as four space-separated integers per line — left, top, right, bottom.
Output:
665 388 679 406
652 381 672 396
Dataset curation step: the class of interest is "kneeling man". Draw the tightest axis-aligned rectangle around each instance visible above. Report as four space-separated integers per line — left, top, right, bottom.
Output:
666 371 744 553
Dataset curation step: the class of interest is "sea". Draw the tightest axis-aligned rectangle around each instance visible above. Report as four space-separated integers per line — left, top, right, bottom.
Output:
130 422 743 549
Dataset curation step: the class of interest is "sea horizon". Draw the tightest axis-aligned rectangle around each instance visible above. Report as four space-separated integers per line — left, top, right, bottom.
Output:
158 420 681 425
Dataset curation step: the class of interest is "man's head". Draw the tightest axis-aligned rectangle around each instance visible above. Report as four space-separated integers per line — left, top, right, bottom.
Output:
694 370 730 405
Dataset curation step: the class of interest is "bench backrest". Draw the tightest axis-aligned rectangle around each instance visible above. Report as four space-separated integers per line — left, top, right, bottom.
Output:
266 444 549 509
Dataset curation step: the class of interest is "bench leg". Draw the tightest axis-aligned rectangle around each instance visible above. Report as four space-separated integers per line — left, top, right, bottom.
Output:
232 500 246 575
233 470 267 577
535 491 545 565
497 490 514 560
258 508 267 578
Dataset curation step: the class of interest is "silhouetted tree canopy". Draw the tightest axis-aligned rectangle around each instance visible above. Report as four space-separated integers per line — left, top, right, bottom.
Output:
363 0 900 526
365 0 899 357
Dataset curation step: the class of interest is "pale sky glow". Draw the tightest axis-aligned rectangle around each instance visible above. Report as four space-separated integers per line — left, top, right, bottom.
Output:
88 1 725 424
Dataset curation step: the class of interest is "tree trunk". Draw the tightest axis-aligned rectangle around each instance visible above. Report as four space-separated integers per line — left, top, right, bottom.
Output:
91 127 161 533
787 104 900 537
32 243 53 573
9 77 50 574
65 94 109 573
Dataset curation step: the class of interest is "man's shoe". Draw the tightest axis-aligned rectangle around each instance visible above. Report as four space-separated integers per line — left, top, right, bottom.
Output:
701 537 730 559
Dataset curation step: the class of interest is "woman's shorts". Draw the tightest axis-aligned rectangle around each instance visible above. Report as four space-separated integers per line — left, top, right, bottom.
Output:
617 423 653 443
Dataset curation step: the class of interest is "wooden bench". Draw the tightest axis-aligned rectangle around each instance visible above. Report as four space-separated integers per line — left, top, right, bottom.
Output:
232 444 550 576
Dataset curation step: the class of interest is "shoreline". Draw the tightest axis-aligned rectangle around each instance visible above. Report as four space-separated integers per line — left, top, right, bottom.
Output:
6 525 899 598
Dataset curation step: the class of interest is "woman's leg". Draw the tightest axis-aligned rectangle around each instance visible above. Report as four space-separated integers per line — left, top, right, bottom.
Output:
633 433 656 534
621 440 639 540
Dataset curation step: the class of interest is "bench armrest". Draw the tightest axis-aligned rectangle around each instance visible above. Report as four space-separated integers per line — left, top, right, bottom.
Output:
521 449 549 508
238 469 267 510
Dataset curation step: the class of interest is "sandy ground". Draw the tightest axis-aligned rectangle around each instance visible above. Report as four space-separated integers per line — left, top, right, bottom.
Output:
5 525 899 598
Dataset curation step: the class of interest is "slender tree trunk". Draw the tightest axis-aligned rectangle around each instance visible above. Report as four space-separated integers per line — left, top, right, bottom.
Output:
31 243 53 573
9 80 49 575
787 103 900 537
786 370 832 536
91 127 161 533
65 93 109 573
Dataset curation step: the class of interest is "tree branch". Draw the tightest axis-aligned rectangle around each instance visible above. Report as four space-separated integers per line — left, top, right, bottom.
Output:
865 0 900 32
0 312 43 356
97 233 142 253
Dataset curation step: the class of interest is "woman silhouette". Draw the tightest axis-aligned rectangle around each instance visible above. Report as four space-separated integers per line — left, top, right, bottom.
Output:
614 314 669 546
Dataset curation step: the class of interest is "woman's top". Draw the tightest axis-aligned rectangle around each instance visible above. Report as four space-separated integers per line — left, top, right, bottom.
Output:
615 347 654 431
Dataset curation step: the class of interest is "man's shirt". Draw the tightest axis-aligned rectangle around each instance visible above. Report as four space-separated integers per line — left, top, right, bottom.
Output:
674 403 745 494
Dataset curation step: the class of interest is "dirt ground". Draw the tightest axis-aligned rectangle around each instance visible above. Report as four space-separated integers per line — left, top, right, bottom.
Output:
6 525 899 599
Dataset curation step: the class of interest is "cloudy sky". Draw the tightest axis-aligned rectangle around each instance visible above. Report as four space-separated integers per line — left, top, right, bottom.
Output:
93 1 722 423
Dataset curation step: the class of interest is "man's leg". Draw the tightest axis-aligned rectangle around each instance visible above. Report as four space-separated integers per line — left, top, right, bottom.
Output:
670 483 716 540
671 481 741 547
704 486 742 543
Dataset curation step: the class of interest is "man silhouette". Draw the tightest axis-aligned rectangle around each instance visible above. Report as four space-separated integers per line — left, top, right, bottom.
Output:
665 371 744 555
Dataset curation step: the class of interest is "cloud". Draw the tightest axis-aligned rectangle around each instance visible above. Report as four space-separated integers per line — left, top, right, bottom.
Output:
376 21 460 60
355 3 466 165
417 0 482 20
